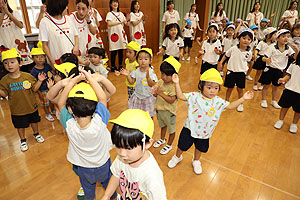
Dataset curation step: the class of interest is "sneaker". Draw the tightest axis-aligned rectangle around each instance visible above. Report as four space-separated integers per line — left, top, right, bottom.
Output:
192 160 202 174
181 57 185 61
246 75 253 81
289 124 298 133
253 84 258 91
20 141 28 152
33 134 45 143
220 71 224 77
45 113 55 122
274 120 284 129
77 187 85 200
153 139 166 148
270 101 280 109
168 155 183 168
237 104 244 112
258 85 264 90
261 100 268 108
186 57 190 61
195 57 199 64
160 145 172 155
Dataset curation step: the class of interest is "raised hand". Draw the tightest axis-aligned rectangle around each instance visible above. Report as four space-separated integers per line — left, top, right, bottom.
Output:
243 91 254 100
60 74 75 87
38 72 47 82
46 78 54 88
120 68 129 76
172 74 179 84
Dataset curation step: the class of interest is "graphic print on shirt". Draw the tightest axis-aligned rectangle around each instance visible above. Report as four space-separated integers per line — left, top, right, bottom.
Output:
8 80 31 91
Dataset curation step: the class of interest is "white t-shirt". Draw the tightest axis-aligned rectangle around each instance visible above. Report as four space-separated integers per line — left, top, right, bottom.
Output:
226 45 252 72
222 37 235 52
162 10 180 25
211 10 226 22
256 41 274 56
202 39 222 65
285 64 300 94
89 7 102 22
246 12 264 26
184 12 199 29
265 44 295 70
162 36 184 57
282 10 298 25
182 27 194 38
90 63 109 78
250 37 259 51
129 12 146 46
257 25 266 41
111 152 167 200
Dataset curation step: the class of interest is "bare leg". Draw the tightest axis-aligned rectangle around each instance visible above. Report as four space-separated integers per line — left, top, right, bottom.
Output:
17 128 26 140
237 87 244 98
188 47 191 57
254 70 262 85
167 133 175 146
293 112 300 124
247 61 254 75
50 103 55 112
160 126 167 140
30 123 39 134
262 84 270 100
194 148 202 160
43 105 50 115
175 148 184 158
279 107 289 120
271 85 278 101
225 88 234 101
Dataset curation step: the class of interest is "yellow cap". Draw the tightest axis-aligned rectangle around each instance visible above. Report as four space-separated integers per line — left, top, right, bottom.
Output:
1 48 21 62
68 82 98 102
126 41 141 52
109 109 154 138
164 56 181 73
101 58 109 68
31 48 45 56
37 41 43 49
54 62 77 77
200 68 223 85
139 48 153 58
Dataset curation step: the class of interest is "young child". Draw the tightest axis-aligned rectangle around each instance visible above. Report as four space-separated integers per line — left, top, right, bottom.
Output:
88 47 109 78
181 19 194 61
101 109 167 200
219 28 254 112
197 23 222 74
0 48 45 151
290 23 300 50
246 24 259 81
168 68 254 174
257 18 269 41
274 54 300 133
157 23 184 61
162 0 180 34
259 29 298 109
252 27 277 91
30 46 55 122
120 48 157 117
58 67 117 200
152 56 180 155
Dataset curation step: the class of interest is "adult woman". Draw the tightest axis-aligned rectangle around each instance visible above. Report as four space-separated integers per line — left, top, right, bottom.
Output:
129 0 146 46
183 4 202 34
246 2 264 26
282 1 298 26
211 2 226 23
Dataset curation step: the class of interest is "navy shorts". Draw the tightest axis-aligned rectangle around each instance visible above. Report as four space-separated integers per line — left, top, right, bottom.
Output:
224 71 246 88
184 37 193 48
11 110 40 128
200 61 217 74
178 127 209 153
278 89 300 113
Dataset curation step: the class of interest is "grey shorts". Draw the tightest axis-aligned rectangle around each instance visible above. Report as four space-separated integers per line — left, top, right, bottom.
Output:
156 110 176 134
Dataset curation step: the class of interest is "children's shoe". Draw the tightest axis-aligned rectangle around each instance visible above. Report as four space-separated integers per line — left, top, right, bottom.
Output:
77 187 85 200
168 155 183 168
237 104 244 112
261 100 268 108
33 134 45 143
270 101 280 109
153 139 166 148
258 85 264 90
220 71 224 77
192 160 202 174
246 75 253 81
20 141 28 152
160 145 172 155
274 120 283 129
186 57 190 61
181 57 185 61
253 84 258 91
289 124 298 133
45 113 55 122
195 57 199 64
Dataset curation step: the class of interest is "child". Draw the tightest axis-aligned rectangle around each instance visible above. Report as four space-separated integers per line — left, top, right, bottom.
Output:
157 23 184 61
290 23 300 50
252 27 277 91
162 0 180 34
183 4 202 39
246 24 259 81
168 68 254 174
197 23 222 74
274 55 300 133
257 18 269 41
259 29 298 109
152 56 180 155
30 46 55 122
88 47 109 78
120 48 158 117
219 28 254 112
0 48 45 151
101 109 167 200
129 0 146 46
181 19 194 61
58 67 117 200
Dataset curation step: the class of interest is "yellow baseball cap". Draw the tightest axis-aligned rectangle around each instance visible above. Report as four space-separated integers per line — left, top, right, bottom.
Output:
139 48 153 58
200 68 223 85
109 109 154 138
164 56 181 73
31 48 45 56
54 62 77 77
126 41 141 52
68 82 98 102
1 48 21 62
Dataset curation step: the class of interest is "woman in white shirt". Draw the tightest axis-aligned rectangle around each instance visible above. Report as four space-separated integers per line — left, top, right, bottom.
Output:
162 1 180 34
211 2 226 22
246 2 264 26
183 4 203 35
129 0 146 46
282 1 298 26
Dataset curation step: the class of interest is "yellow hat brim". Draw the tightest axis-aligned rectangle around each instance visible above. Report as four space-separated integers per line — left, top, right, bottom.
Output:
164 56 181 73
139 48 153 58
126 41 141 52
1 48 21 62
68 82 98 102
31 48 45 56
200 68 223 85
54 62 77 77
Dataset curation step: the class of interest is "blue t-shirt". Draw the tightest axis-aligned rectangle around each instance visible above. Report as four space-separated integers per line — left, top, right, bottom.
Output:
30 63 54 91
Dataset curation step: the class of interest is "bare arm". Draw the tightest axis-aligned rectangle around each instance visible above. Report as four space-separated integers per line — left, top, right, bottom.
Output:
226 91 254 109
35 5 46 28
92 73 116 99
0 11 5 26
5 7 23 29
100 175 119 200
218 55 226 71
172 74 187 101
156 87 177 104
146 68 156 87
107 20 123 27
42 41 55 70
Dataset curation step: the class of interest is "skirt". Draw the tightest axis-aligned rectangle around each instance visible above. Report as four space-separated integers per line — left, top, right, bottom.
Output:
127 94 156 117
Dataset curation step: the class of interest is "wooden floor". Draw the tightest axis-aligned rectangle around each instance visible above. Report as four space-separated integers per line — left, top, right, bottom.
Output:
0 46 300 200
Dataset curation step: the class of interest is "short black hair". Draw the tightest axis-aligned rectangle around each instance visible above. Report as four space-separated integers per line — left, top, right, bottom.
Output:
238 31 253 41
42 0 46 4
295 51 300 65
207 25 218 33
111 124 150 149
60 53 78 66
109 0 120 12
32 55 46 58
88 47 106 58
68 66 94 78
46 0 69 16
167 1 174 10
292 23 300 34
66 97 97 117
163 23 182 40
160 61 176 76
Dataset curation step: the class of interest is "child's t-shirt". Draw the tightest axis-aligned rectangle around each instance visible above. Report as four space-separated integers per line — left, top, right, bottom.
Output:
222 37 235 52
0 72 38 115
162 36 184 58
256 41 274 56
89 63 109 78
59 102 113 168
154 79 177 115
182 27 194 38
201 39 222 65
183 92 229 139
265 44 295 71
110 151 167 200
226 45 252 72
130 67 158 99
285 64 300 94
125 58 138 87
30 63 54 91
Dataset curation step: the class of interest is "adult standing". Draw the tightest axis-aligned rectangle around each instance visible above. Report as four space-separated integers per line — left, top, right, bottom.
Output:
183 3 203 38
282 1 298 26
162 1 180 34
211 2 226 23
129 0 146 46
246 2 264 26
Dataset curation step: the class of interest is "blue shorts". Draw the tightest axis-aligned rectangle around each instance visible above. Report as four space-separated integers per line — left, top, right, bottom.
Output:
76 158 117 200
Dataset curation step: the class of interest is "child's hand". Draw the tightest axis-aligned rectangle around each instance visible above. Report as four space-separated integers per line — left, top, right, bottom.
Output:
271 13 275 18
199 50 205 55
120 68 129 76
151 85 158 96
253 54 257 61
156 86 162 95
60 74 75 87
72 46 79 56
71 73 85 85
243 91 254 100
290 43 299 51
214 47 221 55
266 58 271 65
38 72 47 82
114 71 121 76
91 73 104 82
40 4 46 13
47 78 54 88
278 78 286 85
172 74 179 84
196 37 201 42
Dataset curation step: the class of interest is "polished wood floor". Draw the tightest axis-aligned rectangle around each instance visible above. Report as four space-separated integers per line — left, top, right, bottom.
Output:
0 45 299 200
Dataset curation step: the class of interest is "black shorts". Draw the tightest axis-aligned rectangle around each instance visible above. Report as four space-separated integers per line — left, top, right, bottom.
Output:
11 110 41 128
278 89 300 113
177 127 209 153
252 56 266 70
258 67 283 86
163 54 179 61
224 71 246 88
200 61 217 74
184 37 193 48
